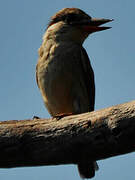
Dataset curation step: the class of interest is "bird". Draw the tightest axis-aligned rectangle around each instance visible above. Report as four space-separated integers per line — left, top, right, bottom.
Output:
36 7 113 179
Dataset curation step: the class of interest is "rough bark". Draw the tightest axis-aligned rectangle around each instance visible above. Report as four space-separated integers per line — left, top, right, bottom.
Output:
0 100 135 168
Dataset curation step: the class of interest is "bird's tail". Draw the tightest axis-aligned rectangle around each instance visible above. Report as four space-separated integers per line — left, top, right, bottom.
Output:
77 161 99 179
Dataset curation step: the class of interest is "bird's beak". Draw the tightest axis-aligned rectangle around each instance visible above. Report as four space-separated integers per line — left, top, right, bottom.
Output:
82 18 114 33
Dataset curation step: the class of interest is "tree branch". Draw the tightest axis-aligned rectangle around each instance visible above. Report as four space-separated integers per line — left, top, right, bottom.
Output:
0 100 135 168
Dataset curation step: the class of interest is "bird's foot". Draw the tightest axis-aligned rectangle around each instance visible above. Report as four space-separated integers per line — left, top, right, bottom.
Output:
33 116 41 119
53 113 73 120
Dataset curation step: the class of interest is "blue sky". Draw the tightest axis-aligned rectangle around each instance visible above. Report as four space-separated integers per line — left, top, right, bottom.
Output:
0 0 135 180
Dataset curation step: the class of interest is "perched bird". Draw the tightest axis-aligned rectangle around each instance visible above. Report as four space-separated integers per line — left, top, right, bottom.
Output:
36 8 112 179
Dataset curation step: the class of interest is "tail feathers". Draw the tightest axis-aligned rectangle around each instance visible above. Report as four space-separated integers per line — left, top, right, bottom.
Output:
77 161 99 179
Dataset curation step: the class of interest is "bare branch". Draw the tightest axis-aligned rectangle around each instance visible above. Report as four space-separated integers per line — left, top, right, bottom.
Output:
0 100 135 168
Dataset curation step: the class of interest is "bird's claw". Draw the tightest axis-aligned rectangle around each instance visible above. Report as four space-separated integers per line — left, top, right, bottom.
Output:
53 113 73 120
33 116 40 119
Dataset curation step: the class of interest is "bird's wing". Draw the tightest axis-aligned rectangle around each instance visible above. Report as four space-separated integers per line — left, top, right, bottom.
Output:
79 46 95 111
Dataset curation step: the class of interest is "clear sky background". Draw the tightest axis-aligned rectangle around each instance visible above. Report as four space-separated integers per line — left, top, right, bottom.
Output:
0 0 135 180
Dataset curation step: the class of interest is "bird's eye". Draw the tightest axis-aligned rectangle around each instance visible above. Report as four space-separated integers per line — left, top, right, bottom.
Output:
64 13 78 24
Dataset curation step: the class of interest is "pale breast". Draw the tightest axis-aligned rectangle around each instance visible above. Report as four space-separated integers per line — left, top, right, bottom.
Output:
37 42 91 116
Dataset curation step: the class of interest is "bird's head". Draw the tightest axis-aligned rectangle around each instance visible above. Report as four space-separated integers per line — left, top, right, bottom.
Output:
45 8 113 44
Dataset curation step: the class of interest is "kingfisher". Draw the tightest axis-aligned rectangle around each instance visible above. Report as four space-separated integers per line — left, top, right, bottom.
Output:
36 7 113 178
